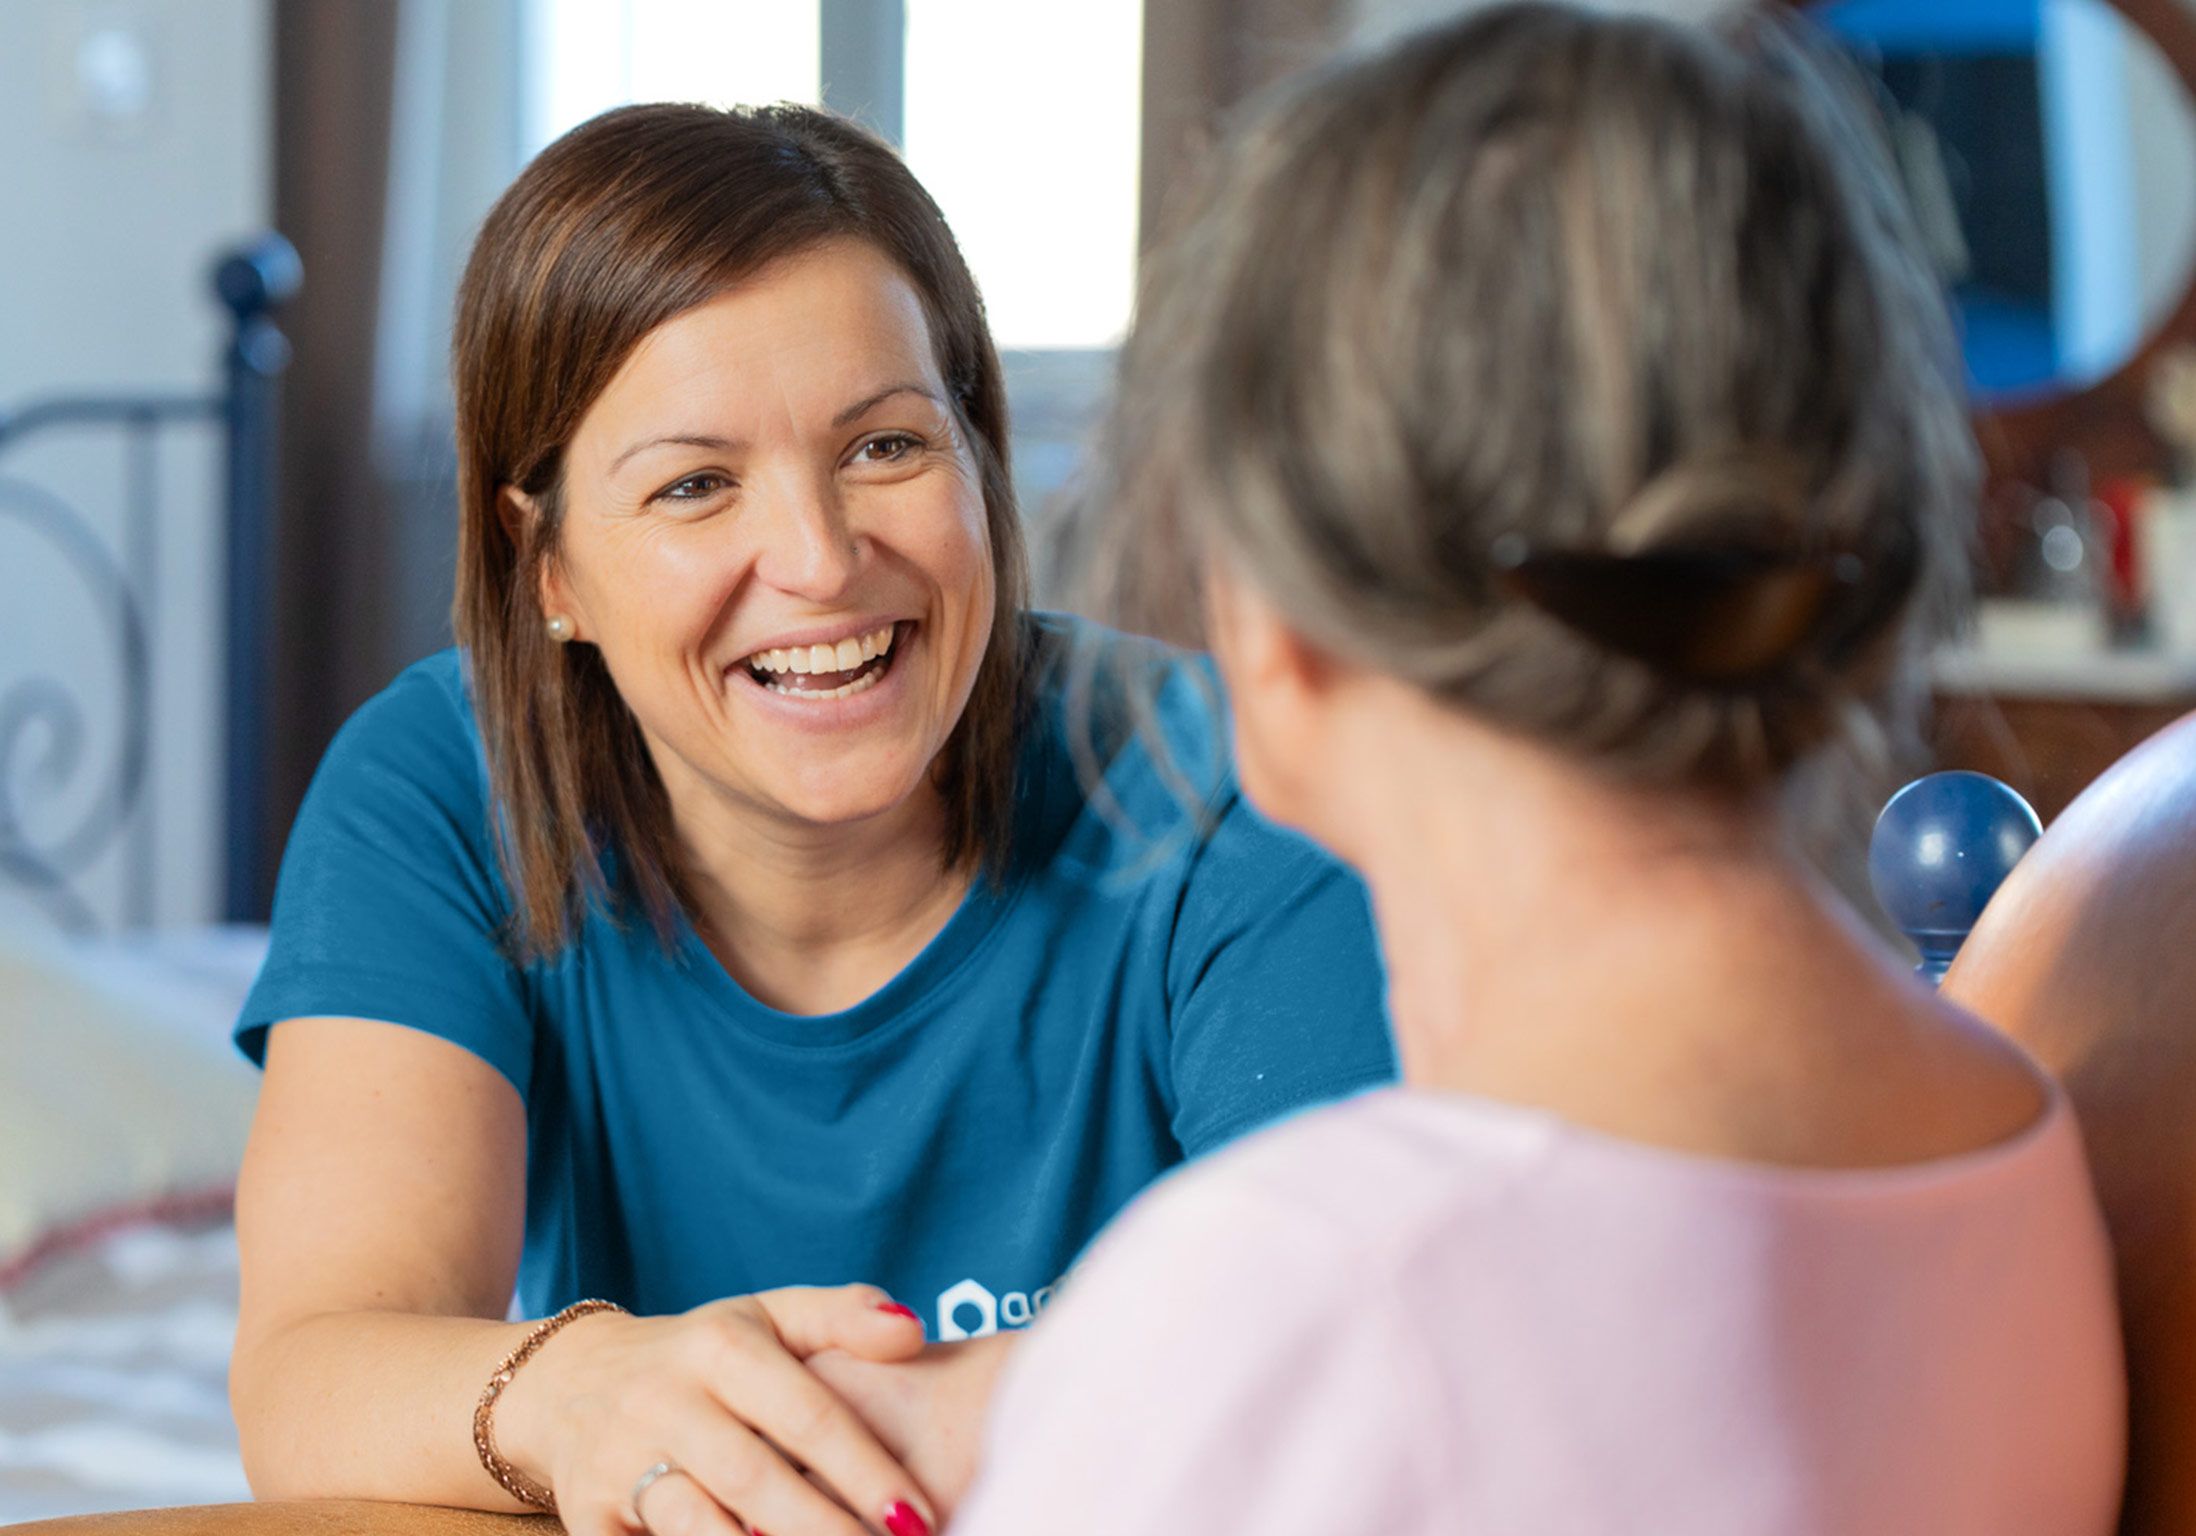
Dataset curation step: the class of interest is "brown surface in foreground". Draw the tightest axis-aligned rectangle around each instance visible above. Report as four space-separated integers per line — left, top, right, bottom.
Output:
5 1503 557 1535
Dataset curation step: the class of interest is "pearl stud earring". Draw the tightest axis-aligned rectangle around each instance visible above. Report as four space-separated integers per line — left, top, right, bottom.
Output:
545 614 574 643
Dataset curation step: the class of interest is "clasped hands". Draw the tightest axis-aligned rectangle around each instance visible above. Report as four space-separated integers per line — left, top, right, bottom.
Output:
491 1285 1014 1536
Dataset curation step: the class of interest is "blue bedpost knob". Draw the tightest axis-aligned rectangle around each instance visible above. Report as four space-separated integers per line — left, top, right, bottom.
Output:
1868 771 2042 985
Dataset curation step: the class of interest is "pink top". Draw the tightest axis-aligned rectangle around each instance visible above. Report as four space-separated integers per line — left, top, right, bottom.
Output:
956 1082 2125 1536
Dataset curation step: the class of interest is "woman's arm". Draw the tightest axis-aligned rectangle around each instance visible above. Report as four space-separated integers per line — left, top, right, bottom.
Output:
228 1017 938 1536
229 1017 531 1505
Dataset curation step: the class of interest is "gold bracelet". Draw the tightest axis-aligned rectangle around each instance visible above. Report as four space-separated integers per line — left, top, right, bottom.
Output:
472 1298 627 1514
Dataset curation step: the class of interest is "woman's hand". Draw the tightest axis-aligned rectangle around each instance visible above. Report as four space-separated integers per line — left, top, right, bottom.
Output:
807 1335 1020 1524
492 1284 937 1536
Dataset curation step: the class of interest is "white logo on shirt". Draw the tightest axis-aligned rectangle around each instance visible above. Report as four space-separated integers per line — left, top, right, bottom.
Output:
935 1275 1060 1340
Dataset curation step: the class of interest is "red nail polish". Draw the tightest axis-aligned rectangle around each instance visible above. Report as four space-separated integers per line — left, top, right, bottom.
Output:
876 1302 921 1323
883 1500 931 1536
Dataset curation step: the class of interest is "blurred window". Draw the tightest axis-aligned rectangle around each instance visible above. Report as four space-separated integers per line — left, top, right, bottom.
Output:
526 0 823 152
525 0 1138 351
903 0 1142 349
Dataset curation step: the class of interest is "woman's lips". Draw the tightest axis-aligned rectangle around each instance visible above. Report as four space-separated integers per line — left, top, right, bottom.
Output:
734 620 912 702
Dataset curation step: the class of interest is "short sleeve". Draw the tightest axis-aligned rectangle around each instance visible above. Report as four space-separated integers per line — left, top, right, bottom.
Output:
1164 798 1397 1156
235 655 535 1100
954 1156 1440 1536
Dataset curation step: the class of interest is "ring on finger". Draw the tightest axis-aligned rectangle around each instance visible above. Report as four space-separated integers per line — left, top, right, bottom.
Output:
629 1459 682 1528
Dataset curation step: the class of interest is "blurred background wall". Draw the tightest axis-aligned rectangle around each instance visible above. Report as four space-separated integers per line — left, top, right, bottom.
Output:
0 0 267 929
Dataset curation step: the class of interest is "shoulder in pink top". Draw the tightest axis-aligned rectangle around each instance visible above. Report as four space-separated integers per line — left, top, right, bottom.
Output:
955 1081 2124 1536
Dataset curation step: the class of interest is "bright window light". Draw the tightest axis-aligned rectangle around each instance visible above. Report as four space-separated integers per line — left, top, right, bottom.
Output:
903 0 1143 348
525 1 1144 351
527 0 823 154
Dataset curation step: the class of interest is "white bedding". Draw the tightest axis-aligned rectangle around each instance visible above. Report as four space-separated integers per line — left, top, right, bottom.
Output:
0 926 263 1523
0 1220 249 1521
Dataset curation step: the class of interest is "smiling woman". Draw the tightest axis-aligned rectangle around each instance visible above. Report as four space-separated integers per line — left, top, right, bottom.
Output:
452 111 1028 979
501 237 1005 1011
220 102 1396 1536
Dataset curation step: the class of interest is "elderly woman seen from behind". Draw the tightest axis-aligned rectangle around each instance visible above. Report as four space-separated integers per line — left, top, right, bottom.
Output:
952 6 2126 1533
224 104 1394 1536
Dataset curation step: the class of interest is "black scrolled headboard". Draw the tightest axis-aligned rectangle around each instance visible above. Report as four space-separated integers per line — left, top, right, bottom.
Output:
0 233 300 933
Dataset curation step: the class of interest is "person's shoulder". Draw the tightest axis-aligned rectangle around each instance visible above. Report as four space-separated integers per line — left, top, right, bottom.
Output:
1111 1088 1544 1269
1023 612 1230 808
986 1092 1538 1467
341 648 475 739
1010 1099 1389 1340
1016 613 1372 961
322 650 482 777
1021 610 1303 871
300 649 492 837
971 1092 1467 1519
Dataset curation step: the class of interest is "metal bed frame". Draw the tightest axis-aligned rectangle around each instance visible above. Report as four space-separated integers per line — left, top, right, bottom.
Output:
0 234 298 932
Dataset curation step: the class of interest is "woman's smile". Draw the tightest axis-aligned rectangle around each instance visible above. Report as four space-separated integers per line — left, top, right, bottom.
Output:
739 617 903 696
731 618 920 727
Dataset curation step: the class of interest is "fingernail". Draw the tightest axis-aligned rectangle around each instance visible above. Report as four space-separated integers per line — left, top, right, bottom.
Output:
876 1302 921 1324
883 1500 931 1536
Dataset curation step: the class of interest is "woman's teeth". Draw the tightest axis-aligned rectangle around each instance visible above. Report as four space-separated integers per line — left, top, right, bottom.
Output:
743 624 898 699
768 667 886 701
747 624 894 676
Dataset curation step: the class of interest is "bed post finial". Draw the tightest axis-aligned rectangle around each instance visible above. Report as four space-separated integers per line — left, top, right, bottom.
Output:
211 231 301 923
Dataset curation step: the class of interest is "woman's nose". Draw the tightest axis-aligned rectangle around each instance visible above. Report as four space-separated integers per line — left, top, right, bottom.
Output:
753 480 864 602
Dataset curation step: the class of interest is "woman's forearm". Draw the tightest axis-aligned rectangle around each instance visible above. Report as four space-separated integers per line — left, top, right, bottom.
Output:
230 1309 548 1509
232 1290 942 1535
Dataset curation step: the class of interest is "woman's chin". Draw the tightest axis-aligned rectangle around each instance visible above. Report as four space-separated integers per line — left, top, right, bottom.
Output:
757 755 938 832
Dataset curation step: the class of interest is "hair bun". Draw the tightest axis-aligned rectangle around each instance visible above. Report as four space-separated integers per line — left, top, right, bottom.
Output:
1491 449 1861 684
1493 542 1852 684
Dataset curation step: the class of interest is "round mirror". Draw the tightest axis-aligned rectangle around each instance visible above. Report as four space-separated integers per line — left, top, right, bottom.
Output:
1805 0 2196 410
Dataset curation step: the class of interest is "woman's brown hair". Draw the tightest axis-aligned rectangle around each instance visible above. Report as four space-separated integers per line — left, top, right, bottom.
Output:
452 103 1030 958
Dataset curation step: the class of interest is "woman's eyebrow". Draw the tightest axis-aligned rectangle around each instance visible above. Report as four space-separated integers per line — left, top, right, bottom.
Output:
833 382 941 426
606 386 938 475
608 433 740 476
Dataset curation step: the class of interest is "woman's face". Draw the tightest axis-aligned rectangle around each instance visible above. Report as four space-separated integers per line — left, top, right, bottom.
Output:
531 238 996 837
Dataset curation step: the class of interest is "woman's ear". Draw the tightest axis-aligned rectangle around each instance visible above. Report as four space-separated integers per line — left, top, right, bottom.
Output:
1203 562 1341 830
503 485 586 641
497 484 536 546
1205 563 1338 707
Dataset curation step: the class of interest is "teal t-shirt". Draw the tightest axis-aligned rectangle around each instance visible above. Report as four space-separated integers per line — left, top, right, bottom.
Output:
237 615 1396 1339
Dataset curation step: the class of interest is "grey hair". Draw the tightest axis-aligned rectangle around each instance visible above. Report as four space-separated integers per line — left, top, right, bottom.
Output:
1078 0 1975 806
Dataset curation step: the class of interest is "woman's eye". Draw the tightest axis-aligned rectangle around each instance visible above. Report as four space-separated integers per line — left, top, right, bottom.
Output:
655 472 731 503
853 433 922 464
